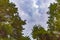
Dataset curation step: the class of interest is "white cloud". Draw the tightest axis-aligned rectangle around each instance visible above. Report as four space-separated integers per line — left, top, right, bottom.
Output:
32 0 39 8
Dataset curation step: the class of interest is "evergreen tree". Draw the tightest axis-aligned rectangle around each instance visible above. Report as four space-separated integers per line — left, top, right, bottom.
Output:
32 25 49 40
0 0 30 40
47 3 57 33
47 0 60 34
47 0 60 40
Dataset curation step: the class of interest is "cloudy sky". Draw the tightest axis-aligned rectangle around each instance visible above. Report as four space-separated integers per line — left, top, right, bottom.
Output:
10 0 56 39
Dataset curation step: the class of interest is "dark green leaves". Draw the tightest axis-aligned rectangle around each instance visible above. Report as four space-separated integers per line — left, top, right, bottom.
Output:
0 0 30 40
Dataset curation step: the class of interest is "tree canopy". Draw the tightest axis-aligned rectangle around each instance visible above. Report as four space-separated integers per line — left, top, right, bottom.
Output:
32 25 49 40
0 0 31 40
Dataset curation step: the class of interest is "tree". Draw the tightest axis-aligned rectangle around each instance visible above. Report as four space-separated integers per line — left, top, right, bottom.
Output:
47 0 60 40
32 25 49 40
47 3 57 34
47 0 60 32
0 0 30 40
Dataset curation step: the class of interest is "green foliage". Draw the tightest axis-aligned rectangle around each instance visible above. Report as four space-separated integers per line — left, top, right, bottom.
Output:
20 36 31 40
32 25 48 40
0 0 9 5
32 25 58 40
47 3 57 32
47 0 60 40
47 0 60 33
0 0 30 40
56 0 60 3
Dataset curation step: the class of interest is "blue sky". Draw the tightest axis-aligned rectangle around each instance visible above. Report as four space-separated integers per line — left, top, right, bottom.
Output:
10 0 56 40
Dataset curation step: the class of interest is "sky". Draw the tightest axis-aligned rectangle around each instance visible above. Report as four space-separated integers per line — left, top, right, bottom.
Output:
10 0 56 40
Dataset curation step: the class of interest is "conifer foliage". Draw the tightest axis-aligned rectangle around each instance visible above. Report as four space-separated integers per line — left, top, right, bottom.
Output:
0 0 31 40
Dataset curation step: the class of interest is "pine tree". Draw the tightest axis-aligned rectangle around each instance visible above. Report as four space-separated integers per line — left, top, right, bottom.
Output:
32 25 49 40
47 3 57 33
47 0 60 34
0 0 30 40
47 0 60 40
